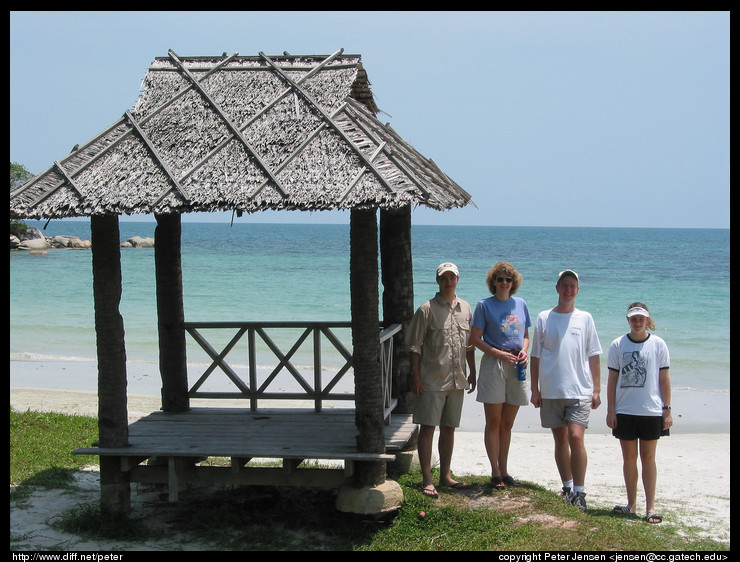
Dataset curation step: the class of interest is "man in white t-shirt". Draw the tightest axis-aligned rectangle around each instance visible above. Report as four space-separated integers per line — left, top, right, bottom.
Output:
530 269 602 512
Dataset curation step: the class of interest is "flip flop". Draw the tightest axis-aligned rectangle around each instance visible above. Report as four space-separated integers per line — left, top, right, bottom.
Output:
612 505 633 515
490 476 505 489
644 512 662 524
445 482 471 490
422 486 439 499
502 475 520 487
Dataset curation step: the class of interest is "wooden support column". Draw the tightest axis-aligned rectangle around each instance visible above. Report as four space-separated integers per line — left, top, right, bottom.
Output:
155 213 189 412
379 205 415 415
349 208 385 486
90 214 130 515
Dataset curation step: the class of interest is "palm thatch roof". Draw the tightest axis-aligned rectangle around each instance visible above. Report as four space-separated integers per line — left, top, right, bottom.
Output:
10 49 473 219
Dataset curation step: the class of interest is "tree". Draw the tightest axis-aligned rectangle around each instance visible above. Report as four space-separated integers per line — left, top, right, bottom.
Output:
10 162 33 191
11 162 34 225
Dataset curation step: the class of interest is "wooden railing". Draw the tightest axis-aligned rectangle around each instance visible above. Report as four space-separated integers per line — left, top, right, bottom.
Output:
183 321 402 421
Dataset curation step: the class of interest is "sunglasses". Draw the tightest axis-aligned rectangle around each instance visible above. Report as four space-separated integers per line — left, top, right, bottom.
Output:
497 277 513 283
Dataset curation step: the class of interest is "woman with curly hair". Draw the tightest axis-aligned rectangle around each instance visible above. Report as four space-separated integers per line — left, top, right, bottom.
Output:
471 262 531 489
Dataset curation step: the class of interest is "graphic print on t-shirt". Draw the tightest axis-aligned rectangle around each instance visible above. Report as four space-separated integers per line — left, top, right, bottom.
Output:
499 314 522 338
619 351 648 387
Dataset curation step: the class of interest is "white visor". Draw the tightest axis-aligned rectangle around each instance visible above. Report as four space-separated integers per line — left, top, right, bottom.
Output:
626 307 650 318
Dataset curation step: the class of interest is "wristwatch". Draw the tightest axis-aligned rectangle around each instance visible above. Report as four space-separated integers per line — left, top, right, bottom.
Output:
662 406 671 411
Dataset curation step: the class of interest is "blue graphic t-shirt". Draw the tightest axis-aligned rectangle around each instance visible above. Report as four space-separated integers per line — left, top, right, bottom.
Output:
472 295 531 351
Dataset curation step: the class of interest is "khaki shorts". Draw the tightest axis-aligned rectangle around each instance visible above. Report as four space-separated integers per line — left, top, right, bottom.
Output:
539 398 591 428
413 389 465 428
475 354 529 406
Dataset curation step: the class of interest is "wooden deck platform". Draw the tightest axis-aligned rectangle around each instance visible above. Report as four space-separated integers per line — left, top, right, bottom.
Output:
73 408 418 501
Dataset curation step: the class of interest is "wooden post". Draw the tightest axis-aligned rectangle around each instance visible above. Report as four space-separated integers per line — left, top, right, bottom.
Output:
90 214 130 515
155 213 189 412
379 206 415 415
350 208 385 486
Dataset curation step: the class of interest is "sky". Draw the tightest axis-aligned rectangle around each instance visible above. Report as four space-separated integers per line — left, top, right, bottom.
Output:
10 11 730 229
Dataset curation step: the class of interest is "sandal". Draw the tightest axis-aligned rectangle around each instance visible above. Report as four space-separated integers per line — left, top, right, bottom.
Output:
644 512 662 524
421 486 439 499
612 505 633 515
490 476 505 489
502 475 520 487
445 482 471 490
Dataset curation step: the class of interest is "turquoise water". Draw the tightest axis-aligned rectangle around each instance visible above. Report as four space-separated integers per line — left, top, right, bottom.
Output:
10 221 729 394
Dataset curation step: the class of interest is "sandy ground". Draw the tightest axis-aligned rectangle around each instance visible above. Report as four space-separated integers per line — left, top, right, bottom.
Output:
10 387 730 550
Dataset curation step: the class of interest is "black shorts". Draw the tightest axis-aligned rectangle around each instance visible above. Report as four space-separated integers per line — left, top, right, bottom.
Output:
612 413 669 441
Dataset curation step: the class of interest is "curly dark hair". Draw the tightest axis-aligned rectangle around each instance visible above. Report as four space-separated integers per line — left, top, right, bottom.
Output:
485 261 522 296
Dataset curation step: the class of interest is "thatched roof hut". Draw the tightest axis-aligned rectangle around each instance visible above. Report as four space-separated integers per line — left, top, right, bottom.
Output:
10 49 475 515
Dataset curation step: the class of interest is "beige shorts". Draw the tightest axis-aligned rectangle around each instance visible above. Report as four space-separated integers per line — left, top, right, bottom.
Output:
413 389 465 428
539 398 591 428
475 354 529 406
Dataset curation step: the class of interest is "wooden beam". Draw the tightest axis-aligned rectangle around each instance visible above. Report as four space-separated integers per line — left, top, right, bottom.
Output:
130 464 349 489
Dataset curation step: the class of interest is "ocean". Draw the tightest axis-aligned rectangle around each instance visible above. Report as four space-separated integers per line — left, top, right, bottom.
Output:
10 220 730 399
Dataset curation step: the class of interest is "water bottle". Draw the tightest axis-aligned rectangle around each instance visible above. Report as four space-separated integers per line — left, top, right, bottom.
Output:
516 357 526 381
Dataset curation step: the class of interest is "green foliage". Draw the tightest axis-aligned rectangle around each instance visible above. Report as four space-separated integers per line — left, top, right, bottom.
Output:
10 407 99 485
10 221 27 238
10 161 34 191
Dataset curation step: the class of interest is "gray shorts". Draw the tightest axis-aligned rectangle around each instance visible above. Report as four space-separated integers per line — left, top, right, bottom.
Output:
539 398 591 428
413 389 465 428
476 354 529 406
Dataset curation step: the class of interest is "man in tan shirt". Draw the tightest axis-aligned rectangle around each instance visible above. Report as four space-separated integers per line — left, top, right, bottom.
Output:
405 262 477 498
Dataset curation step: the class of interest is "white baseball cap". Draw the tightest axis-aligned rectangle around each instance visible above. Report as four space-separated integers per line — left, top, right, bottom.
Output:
436 262 459 277
557 269 579 282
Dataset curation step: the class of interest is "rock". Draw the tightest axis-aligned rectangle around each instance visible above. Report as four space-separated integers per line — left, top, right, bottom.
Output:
50 235 90 249
11 225 152 251
18 237 50 250
11 226 47 249
69 238 92 249
122 236 155 248
23 226 46 241
335 480 403 516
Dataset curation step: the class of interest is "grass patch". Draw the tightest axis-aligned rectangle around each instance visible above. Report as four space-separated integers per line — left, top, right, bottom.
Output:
10 407 99 485
357 474 725 551
10 407 729 551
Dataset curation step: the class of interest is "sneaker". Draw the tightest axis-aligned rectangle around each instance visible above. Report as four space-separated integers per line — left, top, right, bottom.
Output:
560 486 573 504
571 491 588 512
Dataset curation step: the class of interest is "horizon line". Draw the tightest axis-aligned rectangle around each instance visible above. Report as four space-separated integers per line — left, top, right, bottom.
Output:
18 217 729 231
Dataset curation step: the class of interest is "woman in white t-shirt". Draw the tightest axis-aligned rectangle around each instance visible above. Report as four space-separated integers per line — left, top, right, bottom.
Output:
606 302 672 524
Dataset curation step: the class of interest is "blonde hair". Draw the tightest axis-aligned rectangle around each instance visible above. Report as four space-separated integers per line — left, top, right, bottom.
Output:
486 262 522 296
628 302 656 330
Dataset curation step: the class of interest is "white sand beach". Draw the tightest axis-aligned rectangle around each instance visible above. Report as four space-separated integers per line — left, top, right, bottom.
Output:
9 358 731 547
